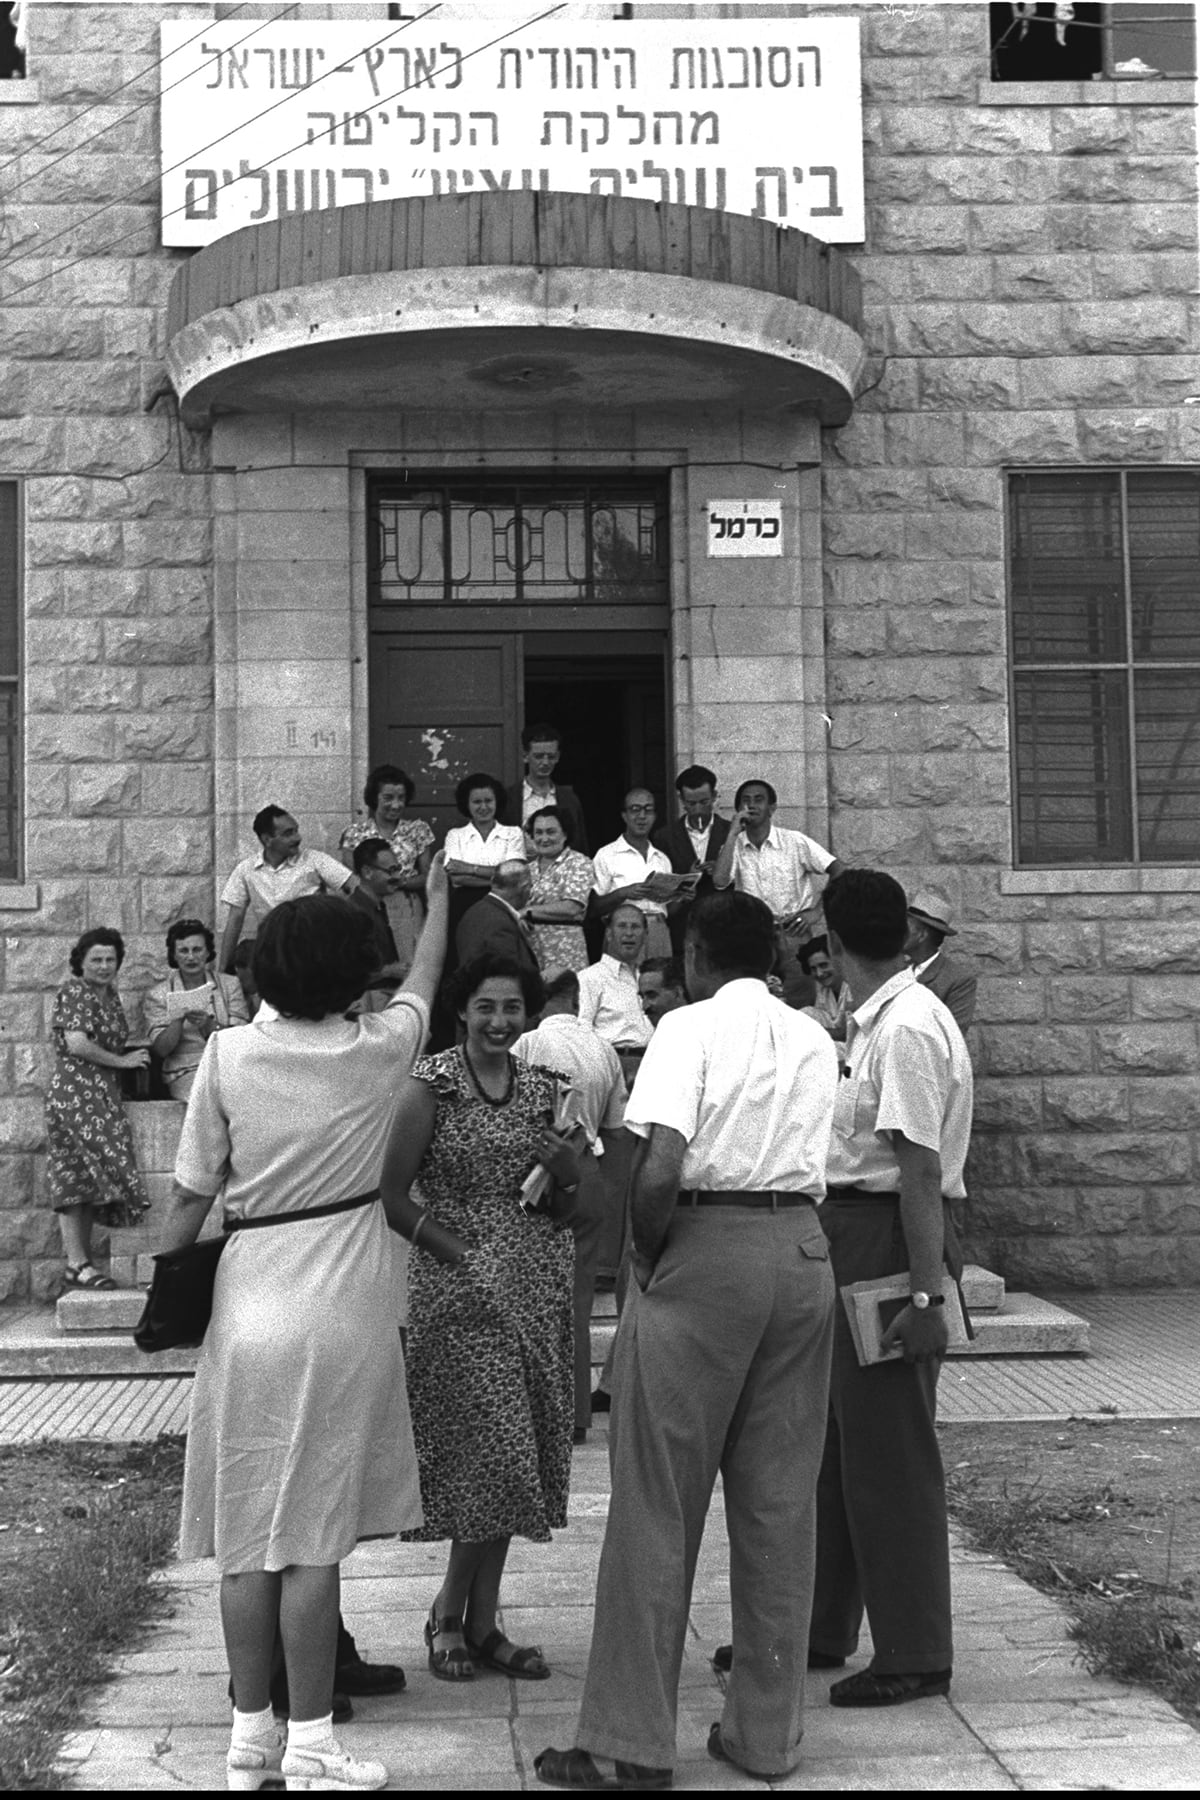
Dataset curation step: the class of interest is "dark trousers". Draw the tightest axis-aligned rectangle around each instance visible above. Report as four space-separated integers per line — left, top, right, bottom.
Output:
809 1191 955 1676
569 1148 605 1432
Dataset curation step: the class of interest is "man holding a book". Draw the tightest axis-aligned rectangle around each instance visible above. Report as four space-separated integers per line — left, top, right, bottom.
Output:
808 867 973 1708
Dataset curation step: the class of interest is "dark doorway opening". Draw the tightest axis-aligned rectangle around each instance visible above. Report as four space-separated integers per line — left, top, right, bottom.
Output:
523 644 668 853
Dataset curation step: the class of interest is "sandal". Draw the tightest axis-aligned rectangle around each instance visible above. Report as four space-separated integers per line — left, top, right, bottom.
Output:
64 1262 117 1291
829 1666 951 1707
466 1626 551 1680
424 1605 474 1682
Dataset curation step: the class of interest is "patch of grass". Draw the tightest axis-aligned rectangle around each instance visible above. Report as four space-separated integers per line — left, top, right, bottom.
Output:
946 1439 1200 1727
0 1436 186 1790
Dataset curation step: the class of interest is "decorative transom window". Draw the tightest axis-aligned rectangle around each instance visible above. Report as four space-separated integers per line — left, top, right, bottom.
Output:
989 2 1196 81
1009 469 1200 868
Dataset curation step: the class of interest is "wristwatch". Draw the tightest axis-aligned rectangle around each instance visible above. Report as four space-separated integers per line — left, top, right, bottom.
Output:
910 1290 945 1310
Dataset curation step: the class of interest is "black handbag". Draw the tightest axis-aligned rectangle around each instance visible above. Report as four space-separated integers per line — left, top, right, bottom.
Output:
132 1188 381 1354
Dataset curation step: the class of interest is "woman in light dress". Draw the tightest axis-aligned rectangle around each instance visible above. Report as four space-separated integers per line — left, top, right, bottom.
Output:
525 805 594 979
158 860 459 1794
339 763 434 978
144 919 250 1102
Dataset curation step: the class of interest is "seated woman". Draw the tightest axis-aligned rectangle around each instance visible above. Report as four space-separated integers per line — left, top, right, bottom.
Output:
156 862 458 1793
382 952 583 1684
144 920 250 1102
526 805 594 980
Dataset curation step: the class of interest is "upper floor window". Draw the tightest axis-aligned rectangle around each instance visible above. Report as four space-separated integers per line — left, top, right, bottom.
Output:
990 2 1196 81
0 2 26 80
1009 470 1200 868
0 482 19 880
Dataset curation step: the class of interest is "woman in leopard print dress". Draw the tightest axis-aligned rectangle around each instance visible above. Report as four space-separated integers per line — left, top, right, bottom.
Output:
384 952 583 1683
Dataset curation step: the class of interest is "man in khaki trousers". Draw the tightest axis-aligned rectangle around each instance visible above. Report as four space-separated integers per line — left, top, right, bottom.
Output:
536 890 839 1789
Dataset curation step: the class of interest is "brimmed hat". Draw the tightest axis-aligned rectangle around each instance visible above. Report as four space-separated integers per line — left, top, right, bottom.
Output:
906 888 957 937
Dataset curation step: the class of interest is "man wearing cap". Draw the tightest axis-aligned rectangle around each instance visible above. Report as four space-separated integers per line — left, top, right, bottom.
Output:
535 890 839 1789
906 890 977 1033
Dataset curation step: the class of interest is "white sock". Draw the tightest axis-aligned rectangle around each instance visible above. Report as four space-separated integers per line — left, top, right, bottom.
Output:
287 1713 336 1752
231 1703 277 1746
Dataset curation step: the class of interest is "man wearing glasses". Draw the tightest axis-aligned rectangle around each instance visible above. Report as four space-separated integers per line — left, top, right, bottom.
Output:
590 789 682 961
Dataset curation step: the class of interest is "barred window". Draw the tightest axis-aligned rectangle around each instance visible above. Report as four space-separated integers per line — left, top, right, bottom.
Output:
1009 470 1200 867
990 2 1196 81
0 482 19 879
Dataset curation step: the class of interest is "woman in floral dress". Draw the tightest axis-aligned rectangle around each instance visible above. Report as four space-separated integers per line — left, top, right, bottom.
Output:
340 763 434 976
47 928 150 1290
526 806 595 980
381 952 583 1685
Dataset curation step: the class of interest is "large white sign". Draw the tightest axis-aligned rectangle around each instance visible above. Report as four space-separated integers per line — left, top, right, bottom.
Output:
159 15 863 249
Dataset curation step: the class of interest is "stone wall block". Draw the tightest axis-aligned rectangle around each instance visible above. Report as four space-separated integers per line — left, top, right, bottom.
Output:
1049 204 1134 254
1103 1236 1191 1287
25 569 64 617
146 568 213 619
971 1079 1043 1130
926 808 1010 865
1077 411 1171 461
1086 252 1158 301
0 994 45 1046
0 1261 28 1302
0 1154 35 1211
13 359 143 416
121 821 210 879
829 754 892 809
974 976 1045 1022
2 311 106 360
14 1045 54 1096
1018 1131 1191 1187
103 617 211 666
21 881 87 937
1074 1189 1151 1236
26 520 121 568
1145 1191 1200 1235
0 1098 47 1153
28 820 121 877
919 360 1022 410
977 1024 1091 1076
825 609 889 658
140 765 214 817
867 204 971 255
68 763 142 816
1048 977 1129 1022
886 609 1003 657
833 810 931 867
26 765 70 818
83 878 140 937
27 715 116 764
1122 158 1198 203
904 510 1005 561
1042 1077 1129 1130
882 413 968 467
1021 355 1145 410
121 521 213 567
991 253 1095 301
822 468 928 512
1095 1023 1197 1075
65 415 166 476
116 714 213 762
1050 112 1136 155
24 618 103 666
966 1187 1079 1239
823 514 907 559
1130 1078 1200 1133
138 668 213 711
1104 922 1200 972
956 111 1053 156
1133 976 1200 1020
884 751 974 808
864 7 948 56
1062 300 1189 355
829 701 1007 756
964 411 1079 463
139 878 214 935
1023 922 1103 974
66 667 142 713
892 256 995 304
62 569 147 616
1127 203 1198 251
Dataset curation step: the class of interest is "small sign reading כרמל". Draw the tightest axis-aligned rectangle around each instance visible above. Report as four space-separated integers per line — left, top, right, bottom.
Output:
706 499 783 557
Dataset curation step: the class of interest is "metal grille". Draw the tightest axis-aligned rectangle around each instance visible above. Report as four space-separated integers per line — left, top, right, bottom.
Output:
370 477 668 608
1009 469 1200 867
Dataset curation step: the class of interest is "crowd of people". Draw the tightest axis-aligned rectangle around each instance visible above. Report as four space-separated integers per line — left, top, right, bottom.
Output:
39 722 978 1791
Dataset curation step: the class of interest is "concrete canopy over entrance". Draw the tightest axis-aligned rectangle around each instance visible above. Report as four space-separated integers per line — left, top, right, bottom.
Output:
164 192 866 426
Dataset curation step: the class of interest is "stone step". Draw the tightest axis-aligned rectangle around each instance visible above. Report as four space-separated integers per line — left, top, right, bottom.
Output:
590 1289 1088 1362
961 1263 1005 1312
57 1288 148 1333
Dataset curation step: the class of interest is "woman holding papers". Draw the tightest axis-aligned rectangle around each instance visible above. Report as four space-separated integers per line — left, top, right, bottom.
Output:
144 919 250 1102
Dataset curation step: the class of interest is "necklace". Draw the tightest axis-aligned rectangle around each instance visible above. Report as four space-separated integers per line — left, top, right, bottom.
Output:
462 1045 514 1107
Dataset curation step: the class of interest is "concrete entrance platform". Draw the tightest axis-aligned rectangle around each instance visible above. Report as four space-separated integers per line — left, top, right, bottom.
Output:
51 1440 1200 1792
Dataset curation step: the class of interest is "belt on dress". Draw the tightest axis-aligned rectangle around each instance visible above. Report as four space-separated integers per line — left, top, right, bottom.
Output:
677 1188 814 1209
223 1187 380 1234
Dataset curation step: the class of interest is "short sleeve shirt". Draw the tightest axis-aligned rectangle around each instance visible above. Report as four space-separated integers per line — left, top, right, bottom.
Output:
221 848 352 927
591 835 673 920
443 822 528 866
824 968 973 1198
513 1013 627 1144
624 977 838 1194
576 955 653 1049
730 826 835 919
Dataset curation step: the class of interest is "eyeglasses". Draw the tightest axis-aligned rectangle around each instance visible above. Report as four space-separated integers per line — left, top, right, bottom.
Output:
626 804 655 815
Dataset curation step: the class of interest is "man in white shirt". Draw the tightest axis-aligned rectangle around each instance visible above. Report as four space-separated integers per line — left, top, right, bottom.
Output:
536 890 839 1791
590 789 676 960
218 806 355 972
515 970 627 1439
810 868 973 1709
576 905 652 1051
712 778 843 938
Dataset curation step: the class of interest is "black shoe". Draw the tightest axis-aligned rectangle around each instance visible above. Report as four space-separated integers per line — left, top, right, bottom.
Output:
334 1654 406 1698
829 1667 950 1707
590 1388 611 1414
711 1644 845 1674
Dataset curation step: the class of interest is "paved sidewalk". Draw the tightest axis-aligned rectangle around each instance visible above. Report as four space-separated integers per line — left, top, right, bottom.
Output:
55 1435 1200 1792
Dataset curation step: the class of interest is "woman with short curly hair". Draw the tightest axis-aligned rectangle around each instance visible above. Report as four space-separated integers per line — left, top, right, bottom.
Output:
143 919 249 1102
47 927 151 1291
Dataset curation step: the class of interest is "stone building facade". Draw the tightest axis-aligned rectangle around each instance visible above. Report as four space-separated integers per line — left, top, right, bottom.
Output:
0 0 1196 1300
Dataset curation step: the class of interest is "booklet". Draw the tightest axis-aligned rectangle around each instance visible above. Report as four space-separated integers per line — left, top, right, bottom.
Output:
840 1273 973 1367
643 870 700 898
164 983 215 1020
